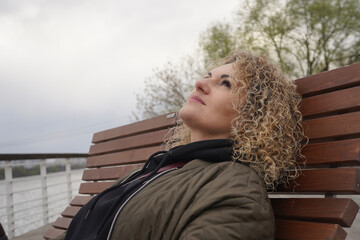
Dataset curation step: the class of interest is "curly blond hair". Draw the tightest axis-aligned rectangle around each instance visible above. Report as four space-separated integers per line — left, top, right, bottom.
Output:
165 50 306 190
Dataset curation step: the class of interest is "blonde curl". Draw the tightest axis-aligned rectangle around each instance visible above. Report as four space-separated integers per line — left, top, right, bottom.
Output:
165 50 306 190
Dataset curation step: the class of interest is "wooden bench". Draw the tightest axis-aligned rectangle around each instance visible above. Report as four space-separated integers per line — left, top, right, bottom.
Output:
44 62 360 240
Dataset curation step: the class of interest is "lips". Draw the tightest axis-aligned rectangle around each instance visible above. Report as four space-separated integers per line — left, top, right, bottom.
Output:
189 95 205 105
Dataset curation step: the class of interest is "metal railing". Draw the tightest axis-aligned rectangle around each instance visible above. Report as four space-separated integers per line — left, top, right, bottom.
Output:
0 153 88 239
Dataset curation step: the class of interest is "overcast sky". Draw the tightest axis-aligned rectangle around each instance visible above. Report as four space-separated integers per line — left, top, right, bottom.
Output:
0 0 240 153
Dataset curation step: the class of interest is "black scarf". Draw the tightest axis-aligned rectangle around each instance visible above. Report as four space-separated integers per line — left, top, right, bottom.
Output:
65 139 234 240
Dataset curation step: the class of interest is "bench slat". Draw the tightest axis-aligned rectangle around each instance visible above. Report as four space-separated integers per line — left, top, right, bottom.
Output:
285 168 360 193
92 113 177 143
43 228 65 240
80 168 360 194
275 219 346 240
88 138 360 167
79 182 114 194
52 217 72 230
62 206 82 218
86 145 161 168
89 129 169 155
271 198 359 227
301 138 360 165
87 138 360 168
301 86 360 117
296 62 360 96
82 164 143 181
44 219 348 240
304 111 360 139
70 195 93 206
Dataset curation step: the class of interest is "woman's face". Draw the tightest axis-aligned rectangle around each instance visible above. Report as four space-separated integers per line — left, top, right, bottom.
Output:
179 63 238 142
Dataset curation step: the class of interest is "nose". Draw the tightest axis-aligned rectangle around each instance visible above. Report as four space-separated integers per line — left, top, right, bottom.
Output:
195 78 210 94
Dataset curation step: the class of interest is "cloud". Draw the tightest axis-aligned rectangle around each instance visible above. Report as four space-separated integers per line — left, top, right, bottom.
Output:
0 0 239 153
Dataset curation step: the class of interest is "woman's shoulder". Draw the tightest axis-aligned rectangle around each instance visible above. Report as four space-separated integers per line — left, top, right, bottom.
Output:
177 159 274 234
184 159 269 203
187 159 264 185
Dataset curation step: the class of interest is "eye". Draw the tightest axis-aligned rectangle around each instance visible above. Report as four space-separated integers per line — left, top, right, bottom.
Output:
221 80 232 88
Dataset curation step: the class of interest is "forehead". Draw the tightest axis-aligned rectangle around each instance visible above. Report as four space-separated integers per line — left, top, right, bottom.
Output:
210 63 234 76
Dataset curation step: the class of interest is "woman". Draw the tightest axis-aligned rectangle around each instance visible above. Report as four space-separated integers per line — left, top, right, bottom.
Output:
55 50 304 240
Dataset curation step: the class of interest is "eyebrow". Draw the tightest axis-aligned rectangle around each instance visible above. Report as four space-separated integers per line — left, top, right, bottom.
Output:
207 72 230 78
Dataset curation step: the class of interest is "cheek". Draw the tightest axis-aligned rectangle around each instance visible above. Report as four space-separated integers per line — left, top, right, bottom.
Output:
224 107 235 128
221 96 236 115
221 100 237 126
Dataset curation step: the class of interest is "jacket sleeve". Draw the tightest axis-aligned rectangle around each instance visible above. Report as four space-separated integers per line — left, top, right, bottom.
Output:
179 195 275 240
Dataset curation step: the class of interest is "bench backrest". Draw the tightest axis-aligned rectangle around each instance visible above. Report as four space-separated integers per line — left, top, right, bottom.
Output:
44 62 360 240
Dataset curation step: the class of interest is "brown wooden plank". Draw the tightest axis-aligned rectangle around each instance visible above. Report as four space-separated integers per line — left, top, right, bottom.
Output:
296 62 360 96
79 182 114 194
43 228 65 240
62 206 82 218
52 217 72 229
89 129 169 155
271 198 359 227
92 112 177 143
301 86 360 117
275 219 346 240
82 164 143 181
304 111 360 139
86 145 161 167
70 195 93 206
81 168 360 194
301 138 360 165
283 168 360 193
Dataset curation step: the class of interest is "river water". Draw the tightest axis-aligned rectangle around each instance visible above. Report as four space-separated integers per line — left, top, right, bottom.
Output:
0 169 83 237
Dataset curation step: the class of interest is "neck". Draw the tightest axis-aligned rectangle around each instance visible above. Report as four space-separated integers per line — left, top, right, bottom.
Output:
190 130 230 143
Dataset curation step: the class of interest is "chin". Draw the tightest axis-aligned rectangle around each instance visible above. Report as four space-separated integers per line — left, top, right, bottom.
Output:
178 106 187 121
179 104 194 125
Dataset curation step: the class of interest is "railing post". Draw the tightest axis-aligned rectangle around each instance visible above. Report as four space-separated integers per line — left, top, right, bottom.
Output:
40 159 49 225
65 158 72 203
5 161 14 239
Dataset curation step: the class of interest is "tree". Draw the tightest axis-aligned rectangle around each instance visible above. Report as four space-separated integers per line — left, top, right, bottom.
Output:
201 0 360 77
133 56 203 120
199 23 237 68
134 0 360 118
241 0 360 77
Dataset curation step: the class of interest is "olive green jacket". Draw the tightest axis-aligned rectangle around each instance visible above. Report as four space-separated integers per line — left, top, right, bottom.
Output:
53 159 275 240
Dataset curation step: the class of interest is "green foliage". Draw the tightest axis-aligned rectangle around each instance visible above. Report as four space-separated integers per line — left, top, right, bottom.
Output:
0 162 85 179
235 0 360 77
12 165 40 178
46 165 65 173
200 0 360 78
135 0 360 118
199 23 236 67
71 163 85 170
46 163 84 173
